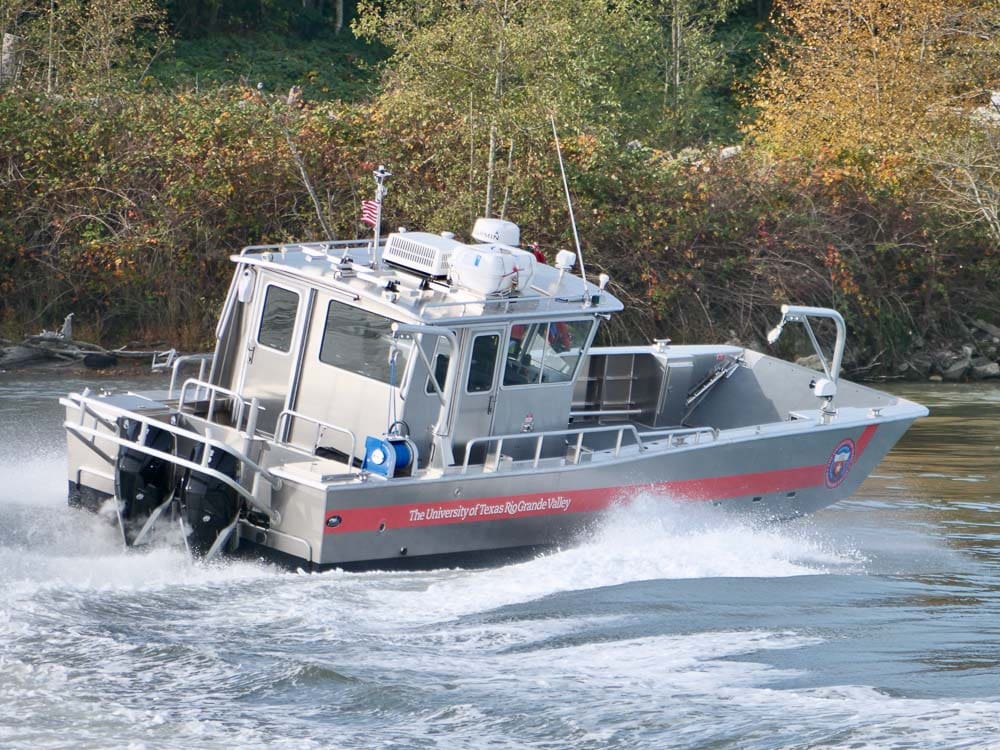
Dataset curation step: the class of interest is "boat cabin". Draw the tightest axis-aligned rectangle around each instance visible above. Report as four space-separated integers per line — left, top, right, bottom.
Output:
204 219 621 473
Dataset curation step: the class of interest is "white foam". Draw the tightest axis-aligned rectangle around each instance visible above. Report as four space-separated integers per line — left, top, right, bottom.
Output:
0 450 67 507
327 494 863 626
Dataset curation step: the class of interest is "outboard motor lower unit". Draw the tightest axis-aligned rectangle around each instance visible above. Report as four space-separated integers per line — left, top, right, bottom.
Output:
179 444 241 557
115 419 176 546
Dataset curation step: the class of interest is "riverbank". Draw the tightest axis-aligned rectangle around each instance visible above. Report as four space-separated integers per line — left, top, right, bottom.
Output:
3 88 997 374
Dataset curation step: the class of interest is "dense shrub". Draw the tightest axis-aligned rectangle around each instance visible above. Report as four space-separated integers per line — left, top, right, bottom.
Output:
1 90 995 369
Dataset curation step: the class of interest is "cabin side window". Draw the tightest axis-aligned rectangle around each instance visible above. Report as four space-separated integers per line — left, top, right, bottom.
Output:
425 337 452 395
318 301 410 385
257 285 299 353
504 320 592 386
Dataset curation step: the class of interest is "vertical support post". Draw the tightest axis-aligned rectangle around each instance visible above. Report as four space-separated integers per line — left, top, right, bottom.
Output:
245 397 260 437
371 165 391 270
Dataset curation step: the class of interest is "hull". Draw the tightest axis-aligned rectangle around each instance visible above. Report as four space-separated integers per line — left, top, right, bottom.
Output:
243 413 915 569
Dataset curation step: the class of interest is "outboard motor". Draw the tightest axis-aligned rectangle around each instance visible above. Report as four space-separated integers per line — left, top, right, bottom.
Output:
178 444 241 558
115 418 176 546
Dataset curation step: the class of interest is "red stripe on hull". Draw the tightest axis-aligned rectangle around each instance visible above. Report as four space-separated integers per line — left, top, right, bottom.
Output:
856 424 878 455
324 425 881 534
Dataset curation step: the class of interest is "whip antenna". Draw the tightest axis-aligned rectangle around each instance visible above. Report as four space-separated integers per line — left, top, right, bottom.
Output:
550 116 588 298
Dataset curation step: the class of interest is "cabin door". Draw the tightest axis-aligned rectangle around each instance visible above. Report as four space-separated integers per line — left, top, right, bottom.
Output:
238 280 309 435
450 327 504 462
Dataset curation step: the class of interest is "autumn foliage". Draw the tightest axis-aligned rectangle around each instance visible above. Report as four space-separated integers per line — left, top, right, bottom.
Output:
0 0 997 370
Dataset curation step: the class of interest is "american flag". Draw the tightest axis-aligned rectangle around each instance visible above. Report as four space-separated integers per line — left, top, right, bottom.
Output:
361 199 380 227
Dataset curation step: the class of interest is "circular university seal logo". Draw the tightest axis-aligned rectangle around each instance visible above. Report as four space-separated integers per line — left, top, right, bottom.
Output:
825 438 856 488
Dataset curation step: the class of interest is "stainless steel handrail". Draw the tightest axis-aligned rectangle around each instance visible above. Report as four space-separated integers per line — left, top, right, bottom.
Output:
238 238 376 257
460 422 720 474
177 378 249 427
168 354 214 398
637 425 719 447
239 519 313 564
461 424 644 473
275 409 358 468
61 392 281 516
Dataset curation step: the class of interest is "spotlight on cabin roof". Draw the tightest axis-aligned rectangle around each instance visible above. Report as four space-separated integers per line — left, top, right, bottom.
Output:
555 249 577 271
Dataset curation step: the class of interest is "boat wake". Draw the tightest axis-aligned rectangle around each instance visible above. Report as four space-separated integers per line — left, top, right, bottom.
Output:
0 478 862 610
3 460 998 750
370 492 865 623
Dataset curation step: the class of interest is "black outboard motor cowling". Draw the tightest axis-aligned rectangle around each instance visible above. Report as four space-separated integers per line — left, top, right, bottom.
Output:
179 444 242 558
115 419 176 546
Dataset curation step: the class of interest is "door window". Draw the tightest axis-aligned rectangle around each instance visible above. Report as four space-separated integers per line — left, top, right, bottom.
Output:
466 334 500 393
257 285 299 353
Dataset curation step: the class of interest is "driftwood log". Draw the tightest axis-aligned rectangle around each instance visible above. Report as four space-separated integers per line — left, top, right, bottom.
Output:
0 315 169 370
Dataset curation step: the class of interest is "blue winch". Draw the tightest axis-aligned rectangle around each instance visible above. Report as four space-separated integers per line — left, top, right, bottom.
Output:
362 432 417 478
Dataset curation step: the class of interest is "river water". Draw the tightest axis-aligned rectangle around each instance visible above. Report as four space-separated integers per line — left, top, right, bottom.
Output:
1 374 998 749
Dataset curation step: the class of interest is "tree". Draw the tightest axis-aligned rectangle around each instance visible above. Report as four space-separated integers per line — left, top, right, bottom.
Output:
0 0 168 93
656 0 739 144
747 0 997 159
355 0 666 216
932 115 1000 246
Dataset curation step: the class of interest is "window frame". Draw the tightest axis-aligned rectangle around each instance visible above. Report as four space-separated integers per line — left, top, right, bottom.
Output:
255 283 300 355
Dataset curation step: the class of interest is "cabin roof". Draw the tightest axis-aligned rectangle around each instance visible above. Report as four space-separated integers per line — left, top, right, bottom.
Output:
231 235 623 326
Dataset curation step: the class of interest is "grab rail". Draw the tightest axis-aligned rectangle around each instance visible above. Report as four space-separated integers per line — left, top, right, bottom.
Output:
177 378 250 428
636 425 719 447
168 354 214 398
275 409 358 469
61 391 280 516
460 422 720 474
461 424 644 473
239 519 314 564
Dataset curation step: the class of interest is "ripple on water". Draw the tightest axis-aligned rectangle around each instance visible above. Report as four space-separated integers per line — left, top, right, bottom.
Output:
2 376 999 748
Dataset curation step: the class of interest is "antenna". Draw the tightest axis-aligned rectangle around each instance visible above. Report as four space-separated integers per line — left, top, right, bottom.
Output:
550 116 588 300
371 165 391 270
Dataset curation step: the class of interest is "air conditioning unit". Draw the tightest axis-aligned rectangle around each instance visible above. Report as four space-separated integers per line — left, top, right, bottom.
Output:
382 232 460 277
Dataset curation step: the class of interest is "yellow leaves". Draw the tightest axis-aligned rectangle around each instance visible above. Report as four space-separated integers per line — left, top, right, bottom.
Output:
748 0 987 163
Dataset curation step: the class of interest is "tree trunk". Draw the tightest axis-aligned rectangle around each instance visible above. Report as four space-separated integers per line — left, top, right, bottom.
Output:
1 32 20 86
335 0 344 33
484 4 508 219
672 0 682 110
485 122 497 219
47 0 55 93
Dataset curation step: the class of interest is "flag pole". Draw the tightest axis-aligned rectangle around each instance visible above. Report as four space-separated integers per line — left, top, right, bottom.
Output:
372 165 391 270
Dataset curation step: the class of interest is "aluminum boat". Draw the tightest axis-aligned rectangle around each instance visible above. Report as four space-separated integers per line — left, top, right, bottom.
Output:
62 178 927 569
